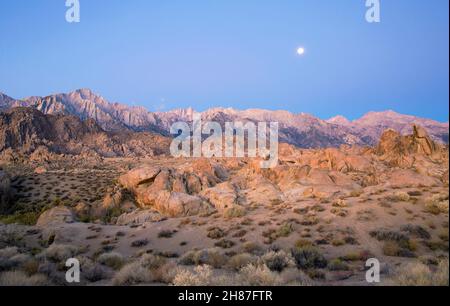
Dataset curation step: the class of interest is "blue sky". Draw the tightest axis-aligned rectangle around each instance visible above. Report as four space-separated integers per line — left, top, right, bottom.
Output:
0 0 448 121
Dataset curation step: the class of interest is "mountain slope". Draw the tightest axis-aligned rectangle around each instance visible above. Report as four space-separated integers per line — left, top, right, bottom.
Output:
1 89 448 148
0 107 170 157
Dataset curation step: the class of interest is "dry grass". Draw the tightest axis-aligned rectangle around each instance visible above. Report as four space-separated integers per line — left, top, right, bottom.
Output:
112 261 152 286
0 270 48 286
228 253 256 271
390 260 449 286
238 263 283 286
223 206 246 219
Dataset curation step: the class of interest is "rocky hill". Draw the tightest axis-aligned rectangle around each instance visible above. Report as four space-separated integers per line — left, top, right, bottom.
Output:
0 107 170 159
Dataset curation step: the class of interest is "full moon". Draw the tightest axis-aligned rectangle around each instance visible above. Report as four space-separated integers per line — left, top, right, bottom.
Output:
297 47 305 55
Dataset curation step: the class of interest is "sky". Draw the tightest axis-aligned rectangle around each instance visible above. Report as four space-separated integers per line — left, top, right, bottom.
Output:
0 0 448 121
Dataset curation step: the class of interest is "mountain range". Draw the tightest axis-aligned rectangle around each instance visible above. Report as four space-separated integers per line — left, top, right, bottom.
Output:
1 89 448 148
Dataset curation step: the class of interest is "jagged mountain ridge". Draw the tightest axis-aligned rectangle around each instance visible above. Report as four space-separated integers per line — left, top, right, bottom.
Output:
1 89 448 148
0 107 170 158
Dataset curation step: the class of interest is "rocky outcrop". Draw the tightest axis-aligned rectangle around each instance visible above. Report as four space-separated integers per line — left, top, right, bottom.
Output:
116 209 165 226
118 160 229 217
376 125 445 167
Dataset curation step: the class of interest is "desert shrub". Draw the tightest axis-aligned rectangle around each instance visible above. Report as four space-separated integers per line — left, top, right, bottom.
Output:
263 223 294 243
425 194 449 215
328 259 349 271
0 247 19 259
333 199 348 208
0 247 21 271
291 246 327 270
40 244 79 262
331 239 345 246
228 253 256 271
130 239 148 248
276 223 294 238
151 261 179 284
436 201 449 214
214 239 235 249
382 241 415 258
21 258 40 276
306 269 326 280
423 240 449 252
340 250 371 262
387 192 411 202
238 264 282 286
330 208 348 217
260 250 295 272
383 241 402 257
390 260 449 286
407 190 422 197
369 229 409 244
173 265 234 286
438 229 449 242
295 239 314 248
178 251 197 266
139 253 167 270
348 190 363 198
300 215 320 226
223 206 246 219
400 224 431 240
172 265 212 286
158 230 174 239
241 242 264 255
179 248 227 269
97 252 125 270
112 261 153 286
280 267 313 286
80 257 111 282
207 227 226 239
0 271 48 286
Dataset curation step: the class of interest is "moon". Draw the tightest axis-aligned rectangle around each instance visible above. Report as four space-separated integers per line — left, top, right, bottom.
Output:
297 47 305 56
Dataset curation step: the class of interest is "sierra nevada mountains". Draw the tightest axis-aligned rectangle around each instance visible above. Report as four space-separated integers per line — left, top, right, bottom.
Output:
0 89 448 148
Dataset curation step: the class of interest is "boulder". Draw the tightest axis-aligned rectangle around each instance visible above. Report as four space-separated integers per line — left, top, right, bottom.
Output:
36 207 75 227
118 166 162 190
201 182 238 212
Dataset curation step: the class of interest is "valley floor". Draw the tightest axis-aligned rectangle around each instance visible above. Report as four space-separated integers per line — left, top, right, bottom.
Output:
0 153 448 286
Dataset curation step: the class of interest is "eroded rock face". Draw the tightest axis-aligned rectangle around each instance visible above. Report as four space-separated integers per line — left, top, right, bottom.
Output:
386 169 441 188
